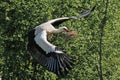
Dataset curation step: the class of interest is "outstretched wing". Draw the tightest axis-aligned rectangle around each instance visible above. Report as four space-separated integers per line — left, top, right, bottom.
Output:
49 6 96 26
71 5 96 19
27 29 75 76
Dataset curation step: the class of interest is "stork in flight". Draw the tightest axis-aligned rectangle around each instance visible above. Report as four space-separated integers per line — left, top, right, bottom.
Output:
27 6 95 76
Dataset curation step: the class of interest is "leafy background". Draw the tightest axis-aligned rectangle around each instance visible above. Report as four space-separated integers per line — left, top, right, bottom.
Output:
0 0 120 80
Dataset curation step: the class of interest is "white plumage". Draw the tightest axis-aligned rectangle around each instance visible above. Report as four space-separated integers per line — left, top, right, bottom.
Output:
27 6 95 76
34 30 56 53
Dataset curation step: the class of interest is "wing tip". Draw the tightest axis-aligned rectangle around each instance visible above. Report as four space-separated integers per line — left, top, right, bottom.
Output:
45 53 75 77
91 5 96 12
56 53 75 76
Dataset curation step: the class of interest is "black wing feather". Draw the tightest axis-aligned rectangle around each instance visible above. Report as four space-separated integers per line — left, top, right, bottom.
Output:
51 18 70 26
27 29 75 76
50 6 95 27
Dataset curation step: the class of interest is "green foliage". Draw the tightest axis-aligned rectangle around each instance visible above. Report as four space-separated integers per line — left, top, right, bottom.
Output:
0 0 120 80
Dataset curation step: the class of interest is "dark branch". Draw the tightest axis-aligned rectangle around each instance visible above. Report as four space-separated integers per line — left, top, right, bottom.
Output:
98 0 109 80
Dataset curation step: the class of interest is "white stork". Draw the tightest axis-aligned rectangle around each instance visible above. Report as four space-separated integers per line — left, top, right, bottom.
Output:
27 6 95 76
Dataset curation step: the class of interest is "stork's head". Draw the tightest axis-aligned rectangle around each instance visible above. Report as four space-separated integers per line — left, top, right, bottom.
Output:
59 26 71 32
58 26 78 37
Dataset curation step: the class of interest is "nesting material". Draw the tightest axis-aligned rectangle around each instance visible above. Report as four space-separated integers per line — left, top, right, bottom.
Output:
65 31 78 37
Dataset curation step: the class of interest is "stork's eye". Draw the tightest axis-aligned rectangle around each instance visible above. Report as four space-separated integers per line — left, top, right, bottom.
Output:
64 28 71 32
63 27 68 30
63 28 67 30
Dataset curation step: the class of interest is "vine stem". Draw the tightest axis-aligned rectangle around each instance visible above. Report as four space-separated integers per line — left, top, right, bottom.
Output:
98 0 109 80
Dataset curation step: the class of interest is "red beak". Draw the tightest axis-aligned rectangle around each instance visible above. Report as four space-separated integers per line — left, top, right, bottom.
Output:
65 29 71 32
